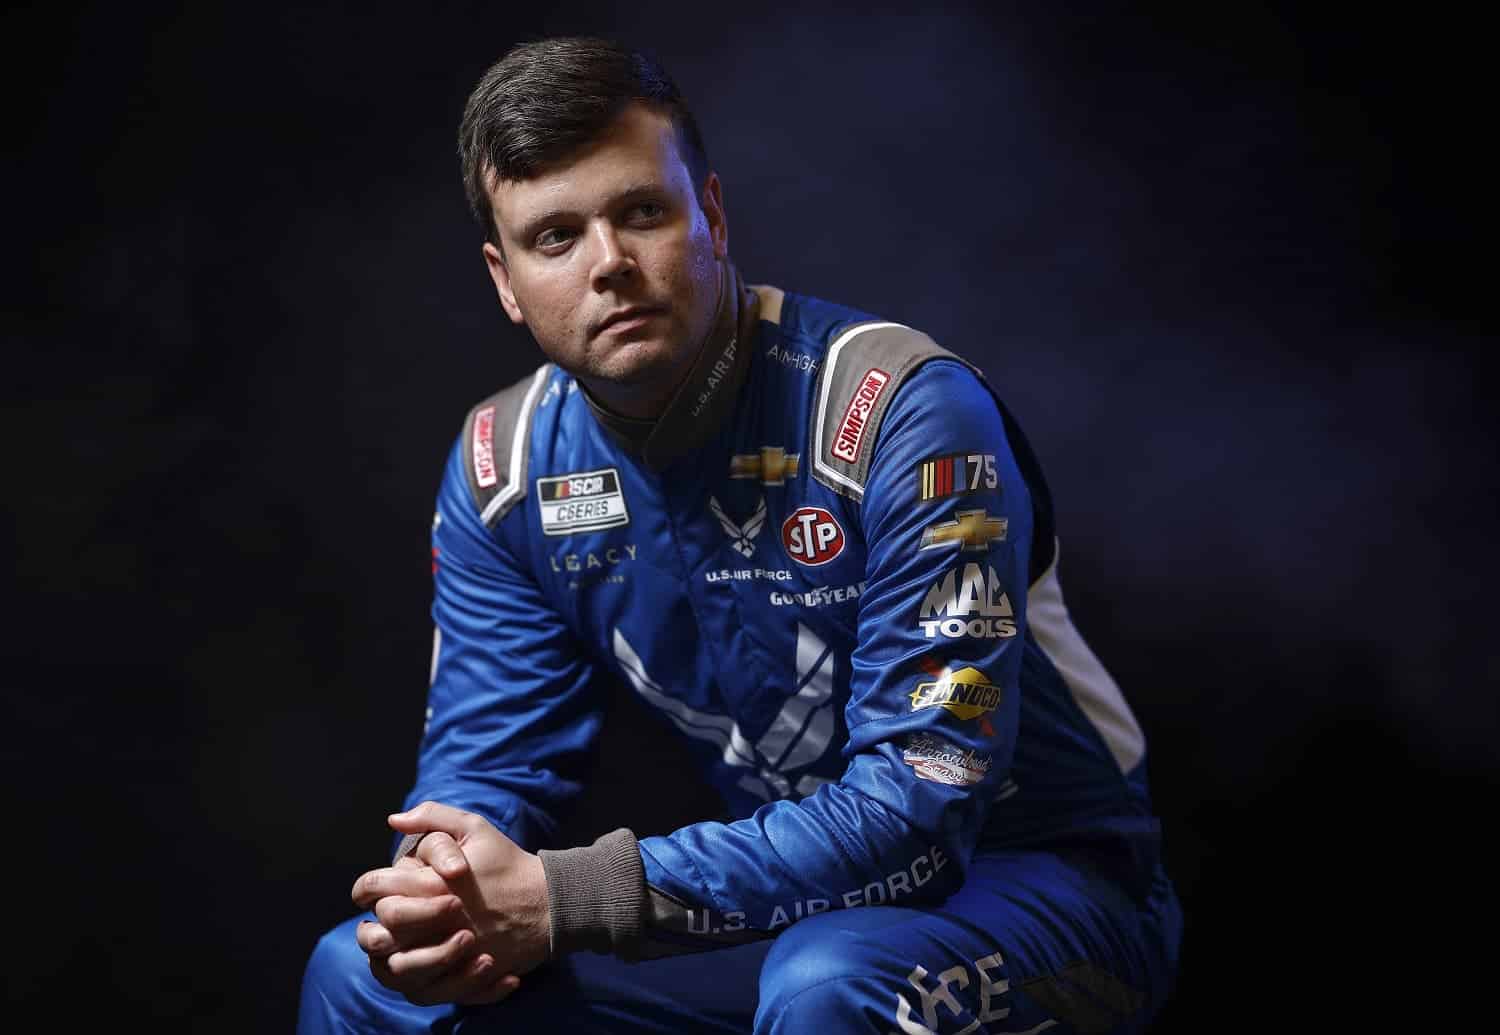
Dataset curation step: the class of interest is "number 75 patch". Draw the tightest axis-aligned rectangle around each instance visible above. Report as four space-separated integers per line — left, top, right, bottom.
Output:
916 453 997 501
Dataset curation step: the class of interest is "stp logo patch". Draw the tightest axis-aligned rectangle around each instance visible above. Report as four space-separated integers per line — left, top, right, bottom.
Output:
782 507 846 566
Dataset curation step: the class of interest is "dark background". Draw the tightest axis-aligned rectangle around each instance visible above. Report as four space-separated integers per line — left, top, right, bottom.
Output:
7 1 1492 1030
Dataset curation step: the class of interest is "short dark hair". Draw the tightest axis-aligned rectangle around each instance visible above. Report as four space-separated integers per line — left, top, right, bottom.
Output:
458 36 710 246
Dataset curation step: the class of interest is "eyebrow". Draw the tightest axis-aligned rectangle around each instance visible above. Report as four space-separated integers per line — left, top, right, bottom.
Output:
513 182 669 244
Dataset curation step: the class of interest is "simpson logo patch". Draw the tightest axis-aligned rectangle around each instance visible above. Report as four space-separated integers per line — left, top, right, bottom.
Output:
909 666 1001 721
830 367 890 463
536 468 630 536
730 447 800 486
918 453 997 501
902 733 991 787
919 510 1008 552
472 405 497 488
782 507 846 566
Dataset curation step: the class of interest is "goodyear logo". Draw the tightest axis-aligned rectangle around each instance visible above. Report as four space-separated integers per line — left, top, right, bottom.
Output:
909 667 1001 720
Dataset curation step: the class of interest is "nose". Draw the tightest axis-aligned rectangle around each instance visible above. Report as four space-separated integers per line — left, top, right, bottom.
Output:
587 219 636 290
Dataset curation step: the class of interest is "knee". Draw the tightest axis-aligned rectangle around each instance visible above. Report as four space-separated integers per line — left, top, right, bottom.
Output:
300 915 373 1018
756 914 896 1032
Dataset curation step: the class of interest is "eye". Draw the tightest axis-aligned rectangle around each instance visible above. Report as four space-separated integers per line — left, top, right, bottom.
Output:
628 201 665 223
535 227 576 251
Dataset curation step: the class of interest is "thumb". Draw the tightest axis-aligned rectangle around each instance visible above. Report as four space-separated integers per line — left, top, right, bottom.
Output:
388 800 475 842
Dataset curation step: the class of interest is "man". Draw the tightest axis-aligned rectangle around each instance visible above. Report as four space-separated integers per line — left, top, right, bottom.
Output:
299 36 1181 1034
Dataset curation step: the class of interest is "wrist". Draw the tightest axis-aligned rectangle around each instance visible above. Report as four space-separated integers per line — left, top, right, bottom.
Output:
538 828 646 958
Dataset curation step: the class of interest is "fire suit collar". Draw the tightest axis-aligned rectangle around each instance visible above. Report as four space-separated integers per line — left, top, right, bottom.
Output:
582 258 757 473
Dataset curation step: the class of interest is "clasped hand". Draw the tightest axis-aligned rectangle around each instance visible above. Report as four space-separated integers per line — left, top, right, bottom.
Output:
350 801 551 1007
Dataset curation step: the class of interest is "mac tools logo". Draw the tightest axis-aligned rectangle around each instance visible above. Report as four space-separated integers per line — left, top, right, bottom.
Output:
711 496 767 558
782 507 846 566
917 563 1017 639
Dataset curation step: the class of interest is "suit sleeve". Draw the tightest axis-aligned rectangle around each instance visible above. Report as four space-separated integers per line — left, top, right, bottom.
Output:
633 359 1030 949
400 434 602 852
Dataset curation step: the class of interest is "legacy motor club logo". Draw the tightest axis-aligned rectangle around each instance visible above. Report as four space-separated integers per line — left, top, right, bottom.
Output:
711 496 768 558
918 562 1017 639
909 666 1001 722
917 452 997 502
919 509 1007 552
536 468 631 536
902 732 991 787
782 506 846 566
730 446 801 486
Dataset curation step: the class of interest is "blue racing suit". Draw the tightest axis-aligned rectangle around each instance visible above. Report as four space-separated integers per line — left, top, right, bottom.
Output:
299 263 1181 1033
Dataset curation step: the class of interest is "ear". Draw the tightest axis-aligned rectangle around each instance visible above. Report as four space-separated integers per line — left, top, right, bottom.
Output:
700 172 728 260
482 242 526 325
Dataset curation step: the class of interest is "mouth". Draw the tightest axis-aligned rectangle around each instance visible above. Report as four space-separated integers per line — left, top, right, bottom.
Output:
593 305 667 336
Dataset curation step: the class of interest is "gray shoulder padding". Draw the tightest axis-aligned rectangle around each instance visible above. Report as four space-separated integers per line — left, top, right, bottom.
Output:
460 364 553 527
809 322 973 501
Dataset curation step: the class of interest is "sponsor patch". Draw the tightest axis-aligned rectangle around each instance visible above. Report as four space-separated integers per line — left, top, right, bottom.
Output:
918 562 1017 639
909 666 1001 721
472 405 497 488
536 468 630 536
711 496 767 557
830 367 890 463
917 453 997 501
902 733 991 786
782 507 846 566
770 581 867 607
919 509 1008 552
730 447 800 486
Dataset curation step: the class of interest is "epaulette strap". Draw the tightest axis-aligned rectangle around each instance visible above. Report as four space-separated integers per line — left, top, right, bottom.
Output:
460 364 552 528
809 322 960 501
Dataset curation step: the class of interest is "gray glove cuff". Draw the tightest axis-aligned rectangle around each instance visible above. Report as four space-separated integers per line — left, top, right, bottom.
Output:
538 828 646 957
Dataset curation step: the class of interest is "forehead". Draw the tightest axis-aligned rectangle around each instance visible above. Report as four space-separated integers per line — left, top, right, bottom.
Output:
489 104 693 226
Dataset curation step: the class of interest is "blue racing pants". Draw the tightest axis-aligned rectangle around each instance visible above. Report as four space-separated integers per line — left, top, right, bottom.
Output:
298 847 1181 1034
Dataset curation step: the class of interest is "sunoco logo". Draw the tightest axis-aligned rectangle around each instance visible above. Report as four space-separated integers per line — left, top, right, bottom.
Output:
917 562 1017 639
782 507 845 566
909 667 1001 720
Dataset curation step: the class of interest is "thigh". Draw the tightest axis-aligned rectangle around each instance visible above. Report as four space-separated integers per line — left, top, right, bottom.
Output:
755 850 1181 1035
454 936 773 1034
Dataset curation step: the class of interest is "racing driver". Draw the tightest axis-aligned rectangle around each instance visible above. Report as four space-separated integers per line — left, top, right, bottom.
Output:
298 35 1183 1035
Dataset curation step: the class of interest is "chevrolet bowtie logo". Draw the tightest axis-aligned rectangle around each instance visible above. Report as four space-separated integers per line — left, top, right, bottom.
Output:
920 509 1008 551
730 447 801 486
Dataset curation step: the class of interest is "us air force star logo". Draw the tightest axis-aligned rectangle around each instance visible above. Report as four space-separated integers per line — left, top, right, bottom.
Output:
710 496 768 557
919 509 1008 551
730 447 801 486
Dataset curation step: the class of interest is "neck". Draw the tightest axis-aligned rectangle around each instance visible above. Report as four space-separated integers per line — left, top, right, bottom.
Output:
581 258 757 471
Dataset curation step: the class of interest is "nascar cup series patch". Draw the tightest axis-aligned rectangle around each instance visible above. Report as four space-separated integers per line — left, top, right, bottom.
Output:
536 468 630 536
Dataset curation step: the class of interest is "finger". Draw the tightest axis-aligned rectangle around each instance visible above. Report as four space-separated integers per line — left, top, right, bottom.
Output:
388 800 480 843
413 830 472 883
356 919 394 957
350 865 450 909
423 951 523 1007
386 925 475 981
373 894 468 948
455 969 523 1007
